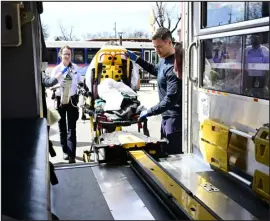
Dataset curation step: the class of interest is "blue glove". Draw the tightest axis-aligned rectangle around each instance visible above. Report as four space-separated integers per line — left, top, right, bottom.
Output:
126 50 137 61
61 66 69 74
139 110 148 121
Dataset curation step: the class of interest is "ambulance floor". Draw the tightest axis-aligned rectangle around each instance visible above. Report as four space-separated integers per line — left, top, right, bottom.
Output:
51 164 174 220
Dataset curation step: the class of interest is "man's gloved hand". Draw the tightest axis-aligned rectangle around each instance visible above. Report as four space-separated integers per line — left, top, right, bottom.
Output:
61 66 69 74
138 110 148 121
126 50 137 61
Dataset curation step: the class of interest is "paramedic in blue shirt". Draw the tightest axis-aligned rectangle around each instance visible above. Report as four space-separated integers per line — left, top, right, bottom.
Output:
51 45 83 163
127 27 183 155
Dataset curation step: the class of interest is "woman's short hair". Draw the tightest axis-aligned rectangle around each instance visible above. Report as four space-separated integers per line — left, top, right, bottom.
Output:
58 45 72 58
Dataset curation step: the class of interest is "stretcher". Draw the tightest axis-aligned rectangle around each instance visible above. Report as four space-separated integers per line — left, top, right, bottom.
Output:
79 45 165 163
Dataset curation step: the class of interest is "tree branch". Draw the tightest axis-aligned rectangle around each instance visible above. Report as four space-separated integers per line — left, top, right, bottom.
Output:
154 15 162 27
166 11 171 30
153 2 181 34
58 24 79 41
157 2 164 27
69 26 73 41
171 16 181 34
60 24 68 41
41 23 49 40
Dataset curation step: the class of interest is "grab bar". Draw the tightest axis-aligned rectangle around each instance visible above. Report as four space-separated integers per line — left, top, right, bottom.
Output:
187 41 198 85
228 171 252 186
229 128 253 139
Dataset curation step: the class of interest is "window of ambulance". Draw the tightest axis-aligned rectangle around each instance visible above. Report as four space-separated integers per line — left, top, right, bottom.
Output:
201 2 269 28
202 31 269 100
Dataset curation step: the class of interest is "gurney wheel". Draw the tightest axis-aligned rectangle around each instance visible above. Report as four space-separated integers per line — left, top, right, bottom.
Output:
83 151 91 162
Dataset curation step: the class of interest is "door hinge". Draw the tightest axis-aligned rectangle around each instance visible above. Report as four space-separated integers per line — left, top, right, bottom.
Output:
20 2 35 26
1 2 35 47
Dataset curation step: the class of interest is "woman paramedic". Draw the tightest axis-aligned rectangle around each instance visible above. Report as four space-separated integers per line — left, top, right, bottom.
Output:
51 45 83 163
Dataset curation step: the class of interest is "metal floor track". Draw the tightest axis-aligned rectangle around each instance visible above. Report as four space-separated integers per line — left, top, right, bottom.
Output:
198 171 269 221
129 151 269 220
51 164 173 220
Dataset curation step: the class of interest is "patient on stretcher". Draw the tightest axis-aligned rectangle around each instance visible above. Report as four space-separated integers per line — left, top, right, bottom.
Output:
84 42 145 123
94 78 146 122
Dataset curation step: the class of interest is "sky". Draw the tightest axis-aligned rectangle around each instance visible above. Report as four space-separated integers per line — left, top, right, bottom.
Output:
40 2 181 41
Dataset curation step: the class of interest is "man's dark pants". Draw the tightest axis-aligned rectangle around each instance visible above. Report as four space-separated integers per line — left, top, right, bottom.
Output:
161 116 183 155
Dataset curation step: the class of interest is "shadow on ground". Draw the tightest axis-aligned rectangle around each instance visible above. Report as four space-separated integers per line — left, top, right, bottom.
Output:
52 156 85 165
51 140 91 148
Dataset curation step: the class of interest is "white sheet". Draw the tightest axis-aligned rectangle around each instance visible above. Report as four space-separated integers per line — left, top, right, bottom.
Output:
98 78 137 111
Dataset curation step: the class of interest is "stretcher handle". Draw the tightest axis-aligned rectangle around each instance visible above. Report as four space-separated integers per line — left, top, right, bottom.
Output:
98 118 148 126
99 52 128 61
98 120 139 126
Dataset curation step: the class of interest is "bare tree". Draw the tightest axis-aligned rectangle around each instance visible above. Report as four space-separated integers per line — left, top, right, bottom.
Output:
102 32 114 38
55 24 80 41
126 30 150 38
152 2 181 35
81 32 97 40
41 23 49 40
81 30 149 40
81 31 115 40
248 2 262 19
54 36 61 41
